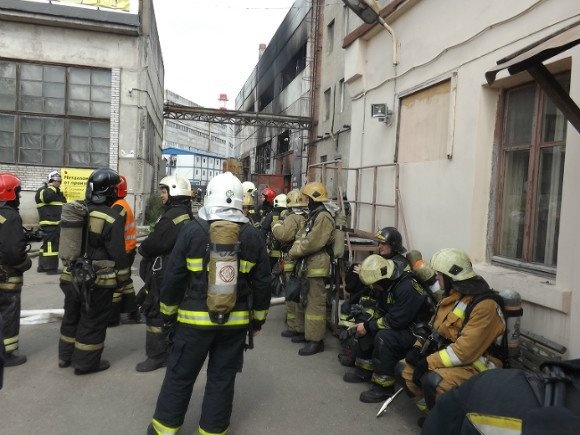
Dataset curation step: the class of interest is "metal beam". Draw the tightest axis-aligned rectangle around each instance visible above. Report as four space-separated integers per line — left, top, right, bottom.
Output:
164 104 311 130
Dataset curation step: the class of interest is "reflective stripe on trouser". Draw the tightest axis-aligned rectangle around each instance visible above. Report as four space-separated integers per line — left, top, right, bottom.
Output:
0 290 22 353
145 315 166 360
285 300 304 332
38 226 60 271
301 277 326 342
152 325 245 434
58 281 114 371
399 360 485 400
110 280 137 324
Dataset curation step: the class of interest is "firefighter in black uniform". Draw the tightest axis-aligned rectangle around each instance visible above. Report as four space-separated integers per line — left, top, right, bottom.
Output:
135 175 192 372
58 168 126 375
148 172 271 435
343 254 432 403
0 173 32 367
257 186 275 220
35 170 66 274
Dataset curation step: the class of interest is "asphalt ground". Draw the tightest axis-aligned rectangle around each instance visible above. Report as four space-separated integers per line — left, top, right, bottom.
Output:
1 252 421 434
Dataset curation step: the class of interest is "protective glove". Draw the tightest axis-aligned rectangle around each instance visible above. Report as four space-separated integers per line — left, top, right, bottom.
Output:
135 287 147 308
405 346 423 366
412 358 428 387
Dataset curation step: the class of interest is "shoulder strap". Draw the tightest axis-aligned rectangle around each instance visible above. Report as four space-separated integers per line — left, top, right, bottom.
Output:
193 216 210 234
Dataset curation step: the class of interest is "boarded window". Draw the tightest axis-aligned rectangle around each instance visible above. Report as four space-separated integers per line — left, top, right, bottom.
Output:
398 80 452 163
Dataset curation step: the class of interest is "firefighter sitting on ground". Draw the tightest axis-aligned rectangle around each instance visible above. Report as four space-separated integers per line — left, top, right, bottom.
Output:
57 168 126 375
109 175 140 326
35 170 66 274
286 181 335 356
0 173 32 367
135 175 192 372
148 172 271 434
343 254 433 403
272 189 309 339
396 248 506 415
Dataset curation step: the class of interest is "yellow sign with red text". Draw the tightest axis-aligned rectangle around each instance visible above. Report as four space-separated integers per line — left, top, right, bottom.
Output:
57 0 130 12
61 168 94 202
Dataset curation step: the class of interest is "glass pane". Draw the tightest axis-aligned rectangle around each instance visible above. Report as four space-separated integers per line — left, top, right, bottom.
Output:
532 146 565 266
0 131 13 147
91 86 111 103
44 83 65 98
68 152 90 166
20 97 43 113
69 100 90 116
69 136 89 151
44 66 65 83
0 62 16 78
92 69 111 86
20 148 41 163
498 150 529 259
70 120 89 136
43 150 64 166
0 115 15 132
45 98 65 115
0 77 16 94
69 68 91 85
45 118 64 135
91 138 109 152
69 84 90 100
91 102 111 118
0 94 16 111
0 147 14 163
91 152 109 166
541 76 570 143
91 122 110 138
505 85 535 147
20 133 41 149
21 64 42 81
21 117 43 134
21 81 42 97
44 134 64 150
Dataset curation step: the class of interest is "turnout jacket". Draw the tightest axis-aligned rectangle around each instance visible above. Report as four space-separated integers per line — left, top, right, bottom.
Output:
272 211 306 273
364 273 429 336
35 184 66 227
426 283 506 372
0 204 31 289
86 204 126 271
139 204 191 261
159 218 271 331
288 204 334 277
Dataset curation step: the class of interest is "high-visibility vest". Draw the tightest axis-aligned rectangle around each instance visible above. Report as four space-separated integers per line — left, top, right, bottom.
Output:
113 198 137 253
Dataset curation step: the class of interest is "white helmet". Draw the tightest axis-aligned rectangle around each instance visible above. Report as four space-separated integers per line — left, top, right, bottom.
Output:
273 193 287 209
205 172 243 210
159 175 191 197
48 170 62 183
242 181 257 195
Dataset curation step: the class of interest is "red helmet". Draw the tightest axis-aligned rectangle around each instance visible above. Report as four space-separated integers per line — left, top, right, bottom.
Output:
262 187 276 203
116 175 128 198
0 173 21 201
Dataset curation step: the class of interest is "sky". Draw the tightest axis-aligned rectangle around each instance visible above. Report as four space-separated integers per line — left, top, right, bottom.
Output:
152 0 296 109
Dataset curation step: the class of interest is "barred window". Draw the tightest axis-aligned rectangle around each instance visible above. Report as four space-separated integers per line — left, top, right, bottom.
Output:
0 60 111 168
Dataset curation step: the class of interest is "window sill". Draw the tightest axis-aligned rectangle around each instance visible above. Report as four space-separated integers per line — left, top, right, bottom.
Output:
475 262 571 314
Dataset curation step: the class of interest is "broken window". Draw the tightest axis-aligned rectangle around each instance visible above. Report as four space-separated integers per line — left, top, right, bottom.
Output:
255 140 272 174
277 130 290 154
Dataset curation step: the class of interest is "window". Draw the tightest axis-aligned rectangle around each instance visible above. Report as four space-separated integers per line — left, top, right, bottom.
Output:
324 88 331 121
0 60 111 167
494 74 569 268
327 20 335 54
277 130 290 154
255 140 272 174
343 5 350 37
339 79 345 113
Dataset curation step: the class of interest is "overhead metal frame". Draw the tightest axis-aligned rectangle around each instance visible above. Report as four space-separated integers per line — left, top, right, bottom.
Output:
163 103 311 130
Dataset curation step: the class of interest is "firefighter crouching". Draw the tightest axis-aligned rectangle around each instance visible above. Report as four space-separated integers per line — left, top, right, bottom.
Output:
109 175 140 326
343 255 432 403
0 173 32 366
135 175 192 372
58 168 126 375
148 172 271 435
273 189 308 339
287 181 334 356
35 170 66 274
396 248 506 412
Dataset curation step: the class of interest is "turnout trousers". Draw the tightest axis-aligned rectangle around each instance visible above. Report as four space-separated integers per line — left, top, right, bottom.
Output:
38 226 60 272
110 250 137 324
300 276 326 342
58 271 115 371
150 325 246 434
284 272 304 333
0 287 22 355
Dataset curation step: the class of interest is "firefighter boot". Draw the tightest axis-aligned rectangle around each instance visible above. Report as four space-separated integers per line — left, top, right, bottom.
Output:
343 367 372 383
298 340 324 356
291 333 306 343
360 384 394 403
4 352 27 367
281 329 301 338
74 359 110 375
135 357 166 373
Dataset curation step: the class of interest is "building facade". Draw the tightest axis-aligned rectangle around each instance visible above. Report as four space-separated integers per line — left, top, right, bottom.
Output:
341 0 580 356
0 0 164 224
162 147 225 188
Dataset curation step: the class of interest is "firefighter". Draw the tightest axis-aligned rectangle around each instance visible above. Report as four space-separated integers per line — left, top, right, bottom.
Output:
258 186 275 220
397 248 506 412
0 173 32 367
261 192 287 269
109 175 140 326
242 180 257 197
273 189 308 338
241 193 258 225
148 172 270 435
35 170 66 274
58 168 126 375
343 254 432 403
135 175 192 372
287 181 334 356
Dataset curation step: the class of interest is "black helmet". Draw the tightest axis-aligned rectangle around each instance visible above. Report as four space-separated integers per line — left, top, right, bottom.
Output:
375 226 406 254
86 168 120 205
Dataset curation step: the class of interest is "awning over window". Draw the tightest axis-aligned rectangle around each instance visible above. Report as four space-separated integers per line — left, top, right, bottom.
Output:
485 22 580 133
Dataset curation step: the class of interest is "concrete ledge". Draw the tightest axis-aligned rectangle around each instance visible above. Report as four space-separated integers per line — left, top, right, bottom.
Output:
475 263 571 314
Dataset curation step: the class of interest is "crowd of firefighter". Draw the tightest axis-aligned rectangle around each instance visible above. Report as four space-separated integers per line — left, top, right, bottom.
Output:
0 168 578 434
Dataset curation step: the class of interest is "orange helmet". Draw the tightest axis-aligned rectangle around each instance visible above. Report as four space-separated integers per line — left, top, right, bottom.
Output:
0 173 21 201
116 175 128 198
262 187 276 203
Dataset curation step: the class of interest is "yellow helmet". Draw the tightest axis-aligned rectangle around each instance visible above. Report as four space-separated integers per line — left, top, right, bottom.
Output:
242 194 254 207
286 189 308 207
359 255 396 286
430 248 476 282
302 181 328 202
